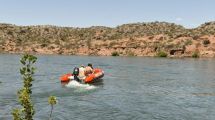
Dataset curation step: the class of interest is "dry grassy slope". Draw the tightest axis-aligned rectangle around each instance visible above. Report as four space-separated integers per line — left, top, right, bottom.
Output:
0 21 215 57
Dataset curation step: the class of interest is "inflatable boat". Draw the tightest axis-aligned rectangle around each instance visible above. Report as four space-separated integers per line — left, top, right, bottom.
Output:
60 68 104 83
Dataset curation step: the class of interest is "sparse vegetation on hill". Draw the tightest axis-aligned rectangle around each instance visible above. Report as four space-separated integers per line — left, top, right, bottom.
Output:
0 21 215 57
202 39 210 46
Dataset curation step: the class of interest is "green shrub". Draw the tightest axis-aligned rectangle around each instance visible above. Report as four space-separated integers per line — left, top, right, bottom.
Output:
127 50 135 56
157 51 168 57
184 39 193 46
12 54 57 120
165 44 175 49
48 96 57 120
87 39 91 48
193 35 199 40
192 52 199 58
111 51 119 56
12 54 37 120
202 39 210 45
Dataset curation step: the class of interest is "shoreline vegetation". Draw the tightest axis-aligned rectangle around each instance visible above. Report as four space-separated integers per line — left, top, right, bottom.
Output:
0 21 215 58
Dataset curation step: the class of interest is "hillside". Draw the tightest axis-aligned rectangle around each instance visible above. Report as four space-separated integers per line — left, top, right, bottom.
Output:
0 21 215 57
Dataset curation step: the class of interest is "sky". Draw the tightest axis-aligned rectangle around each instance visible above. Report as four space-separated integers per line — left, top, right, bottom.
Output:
0 0 214 28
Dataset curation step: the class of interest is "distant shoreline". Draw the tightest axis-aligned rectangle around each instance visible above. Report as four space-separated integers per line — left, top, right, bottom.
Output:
0 21 212 29
0 21 215 58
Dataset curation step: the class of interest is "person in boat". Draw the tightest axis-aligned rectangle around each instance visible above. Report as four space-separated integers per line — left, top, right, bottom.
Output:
84 63 94 76
78 65 86 80
87 63 93 69
72 64 94 83
72 65 88 83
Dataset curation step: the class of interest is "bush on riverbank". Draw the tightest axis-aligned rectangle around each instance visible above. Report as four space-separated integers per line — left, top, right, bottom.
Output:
157 51 168 57
192 52 199 58
111 51 120 56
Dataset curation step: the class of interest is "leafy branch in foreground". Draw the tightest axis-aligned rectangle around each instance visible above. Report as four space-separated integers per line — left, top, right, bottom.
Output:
12 54 57 120
12 54 37 120
48 96 57 120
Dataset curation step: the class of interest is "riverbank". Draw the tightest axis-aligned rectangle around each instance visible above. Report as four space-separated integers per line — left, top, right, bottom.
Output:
1 22 215 58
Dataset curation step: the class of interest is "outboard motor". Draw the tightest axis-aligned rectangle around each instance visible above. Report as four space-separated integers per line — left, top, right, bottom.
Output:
73 67 79 76
73 67 81 82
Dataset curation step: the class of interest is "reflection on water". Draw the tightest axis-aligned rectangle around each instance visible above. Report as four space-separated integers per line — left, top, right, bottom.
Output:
0 54 215 120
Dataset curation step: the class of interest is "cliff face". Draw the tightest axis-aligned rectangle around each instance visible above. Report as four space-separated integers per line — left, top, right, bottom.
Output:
0 21 215 57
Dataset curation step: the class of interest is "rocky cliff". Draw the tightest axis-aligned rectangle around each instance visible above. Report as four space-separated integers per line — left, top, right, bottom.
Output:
0 21 215 57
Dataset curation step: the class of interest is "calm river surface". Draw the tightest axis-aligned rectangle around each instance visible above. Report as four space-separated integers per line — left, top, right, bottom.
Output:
0 54 215 120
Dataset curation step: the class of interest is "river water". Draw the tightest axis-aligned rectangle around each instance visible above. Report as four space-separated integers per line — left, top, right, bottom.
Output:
0 54 215 120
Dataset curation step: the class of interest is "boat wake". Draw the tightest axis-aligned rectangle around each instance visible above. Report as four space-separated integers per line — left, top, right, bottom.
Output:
65 80 97 91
